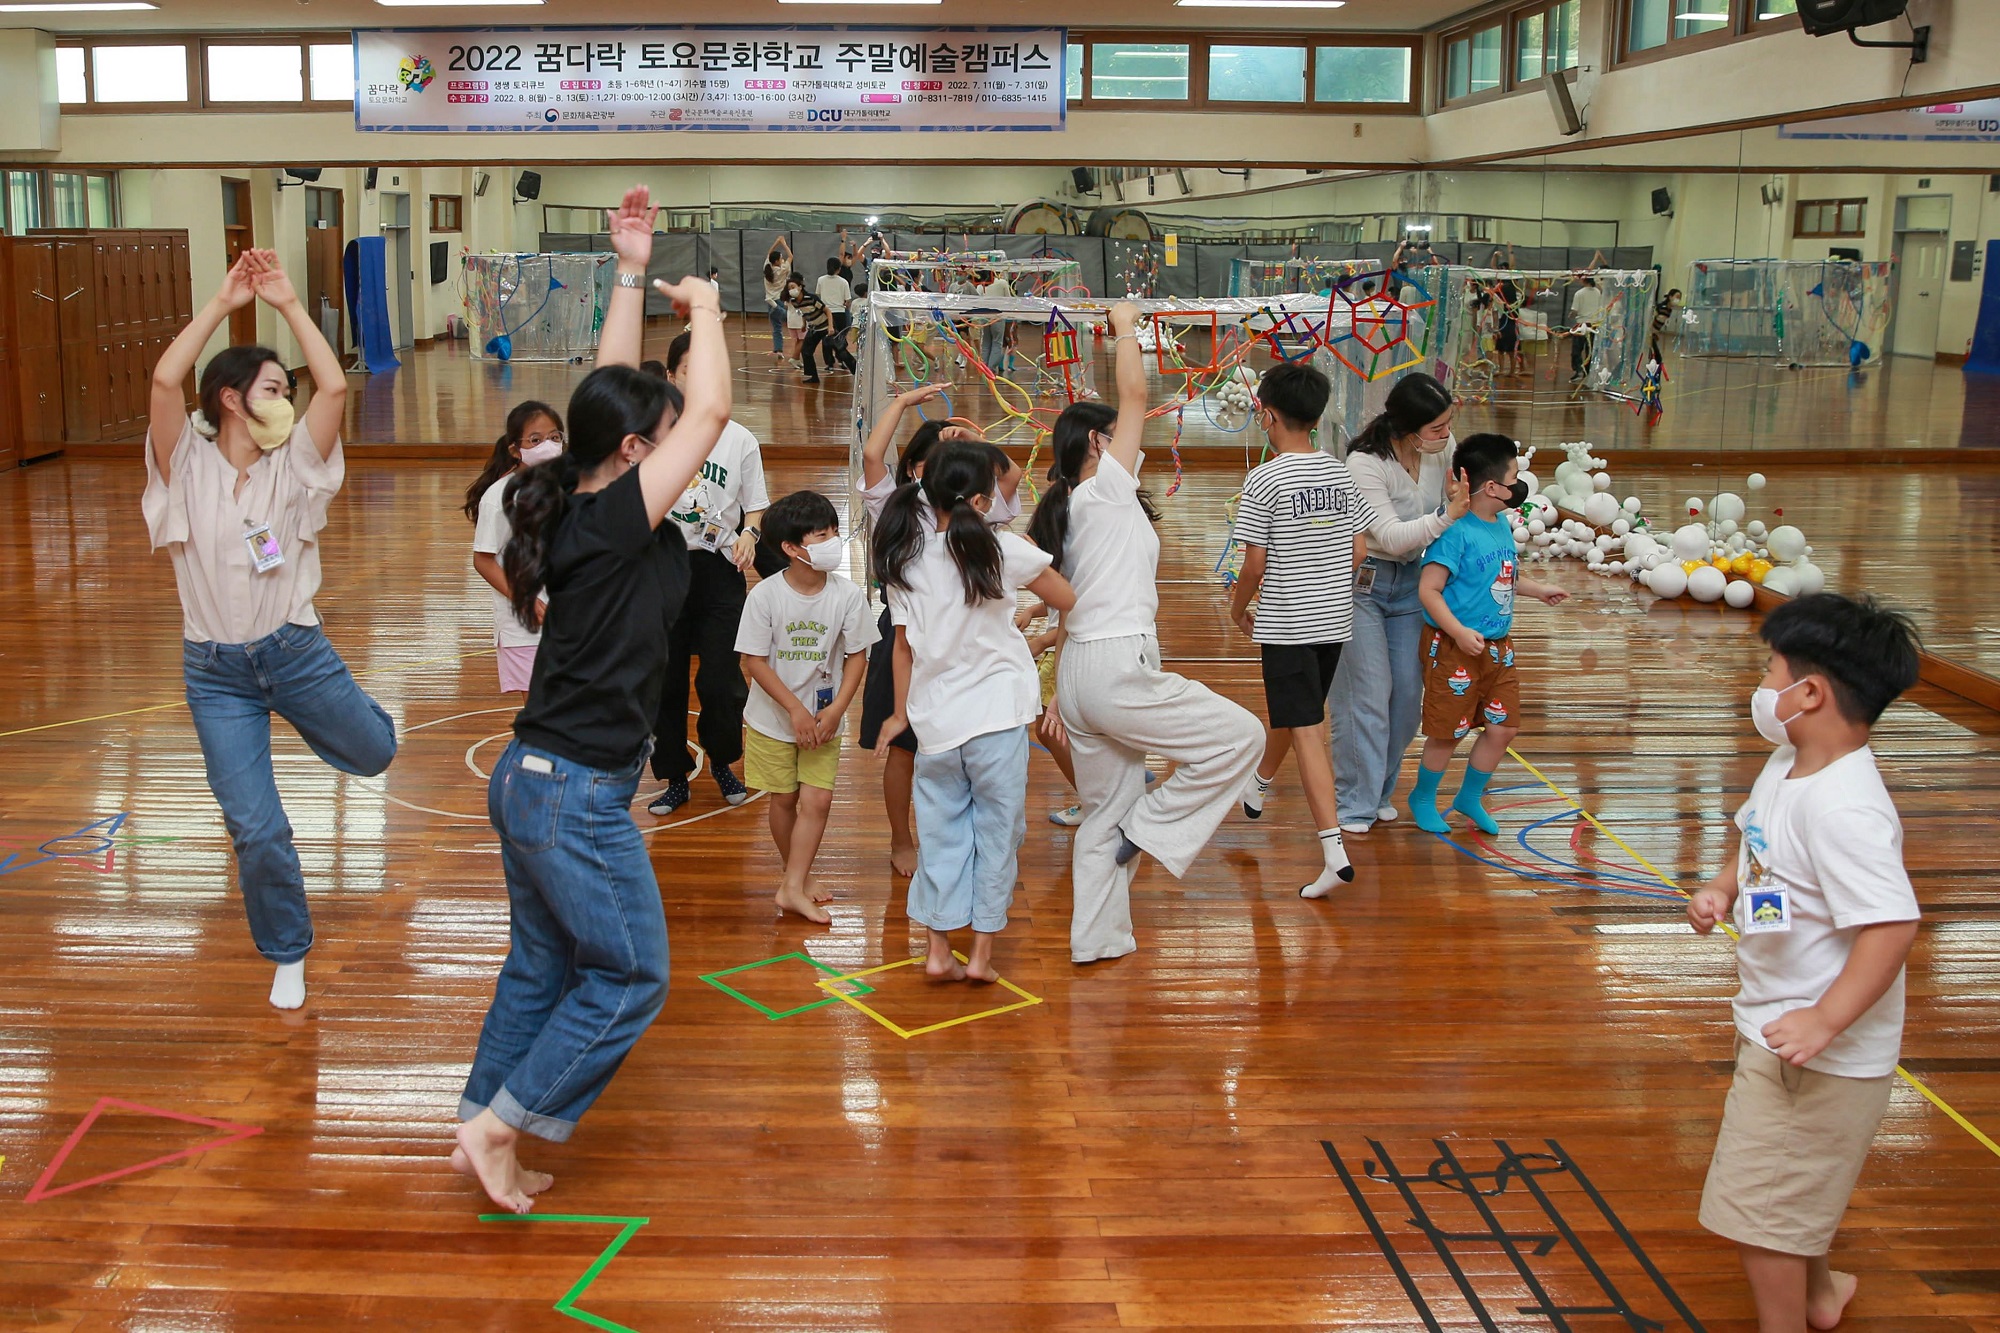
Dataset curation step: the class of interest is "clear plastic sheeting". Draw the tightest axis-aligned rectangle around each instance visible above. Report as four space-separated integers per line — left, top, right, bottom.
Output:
461 253 613 362
1227 256 1384 298
866 252 1084 299
1681 258 1896 367
1423 266 1660 407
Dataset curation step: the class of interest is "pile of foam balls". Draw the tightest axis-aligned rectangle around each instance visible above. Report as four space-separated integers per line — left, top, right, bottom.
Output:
1512 441 1826 608
1208 365 1259 432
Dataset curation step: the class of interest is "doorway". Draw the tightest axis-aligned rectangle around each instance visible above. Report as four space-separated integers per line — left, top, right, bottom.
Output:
303 185 345 356
220 179 255 346
379 191 413 350
1890 232 1947 360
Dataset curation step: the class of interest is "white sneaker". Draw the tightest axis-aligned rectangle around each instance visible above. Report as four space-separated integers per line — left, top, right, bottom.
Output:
1048 804 1082 827
1339 820 1373 836
1377 805 1400 822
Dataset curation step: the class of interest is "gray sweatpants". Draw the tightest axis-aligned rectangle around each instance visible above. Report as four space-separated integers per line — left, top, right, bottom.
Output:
1057 633 1266 963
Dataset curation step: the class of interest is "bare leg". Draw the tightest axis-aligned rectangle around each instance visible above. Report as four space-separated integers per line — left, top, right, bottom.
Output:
451 1108 546 1214
1739 1243 1811 1333
924 927 966 981
775 784 835 923
1467 723 1515 773
964 930 1000 983
1256 726 1292 783
1291 721 1339 834
769 790 798 868
885 747 918 877
1039 711 1076 790
1806 1255 1858 1331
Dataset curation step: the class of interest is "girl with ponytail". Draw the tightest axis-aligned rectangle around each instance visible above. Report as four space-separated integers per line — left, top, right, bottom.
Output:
468 400 565 693
871 440 1075 985
1326 371 1472 837
1035 303 1265 965
454 185 733 1217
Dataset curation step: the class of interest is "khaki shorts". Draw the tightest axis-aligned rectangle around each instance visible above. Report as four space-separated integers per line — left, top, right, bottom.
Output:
743 725 840 795
1698 1038 1893 1256
1421 626 1521 743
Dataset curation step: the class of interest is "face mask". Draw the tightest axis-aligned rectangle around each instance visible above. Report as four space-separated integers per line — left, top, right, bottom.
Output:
804 536 845 573
243 397 295 451
519 439 562 467
1492 479 1529 508
1418 429 1454 456
1751 679 1808 746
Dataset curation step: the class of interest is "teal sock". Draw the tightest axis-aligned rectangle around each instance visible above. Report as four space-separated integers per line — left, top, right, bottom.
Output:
1411 765 1449 833
1451 765 1500 835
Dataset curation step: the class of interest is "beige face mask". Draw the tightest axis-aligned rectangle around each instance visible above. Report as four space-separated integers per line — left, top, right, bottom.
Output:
243 397 296 451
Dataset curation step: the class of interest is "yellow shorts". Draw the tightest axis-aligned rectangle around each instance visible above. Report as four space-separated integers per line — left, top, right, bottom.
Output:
1037 649 1057 708
743 725 840 794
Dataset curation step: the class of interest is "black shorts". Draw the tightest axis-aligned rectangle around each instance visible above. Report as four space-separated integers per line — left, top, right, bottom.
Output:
858 603 918 753
1260 642 1343 730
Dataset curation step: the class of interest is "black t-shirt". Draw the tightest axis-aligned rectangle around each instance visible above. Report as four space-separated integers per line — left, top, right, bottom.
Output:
514 466 690 772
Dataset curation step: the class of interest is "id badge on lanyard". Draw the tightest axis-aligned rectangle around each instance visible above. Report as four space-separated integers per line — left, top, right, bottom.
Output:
1741 853 1790 934
243 520 285 574
1355 562 1378 595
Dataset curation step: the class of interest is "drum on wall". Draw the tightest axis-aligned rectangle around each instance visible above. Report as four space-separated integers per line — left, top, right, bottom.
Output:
1085 206 1156 241
1005 199 1080 235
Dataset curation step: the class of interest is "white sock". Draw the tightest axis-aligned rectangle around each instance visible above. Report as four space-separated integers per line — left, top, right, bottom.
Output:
1300 829 1355 898
1243 772 1274 817
270 961 306 1010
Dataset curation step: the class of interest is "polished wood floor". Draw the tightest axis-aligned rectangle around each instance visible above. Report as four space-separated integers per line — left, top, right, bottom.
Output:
0 449 1996 1330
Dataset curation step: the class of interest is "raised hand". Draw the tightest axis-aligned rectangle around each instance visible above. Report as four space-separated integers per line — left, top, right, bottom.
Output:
605 185 660 269
652 276 719 318
898 382 950 408
1108 301 1141 336
248 251 301 310
1445 467 1473 520
217 253 261 312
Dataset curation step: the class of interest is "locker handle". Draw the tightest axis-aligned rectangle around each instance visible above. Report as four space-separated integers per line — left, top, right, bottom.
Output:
61 286 85 302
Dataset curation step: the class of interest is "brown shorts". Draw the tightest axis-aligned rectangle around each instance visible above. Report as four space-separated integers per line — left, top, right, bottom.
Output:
1698 1039 1893 1256
1420 626 1521 743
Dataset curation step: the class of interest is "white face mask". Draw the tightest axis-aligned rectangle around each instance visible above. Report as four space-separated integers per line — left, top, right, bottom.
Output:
242 397 295 451
804 536 845 573
519 439 563 467
1751 678 1808 746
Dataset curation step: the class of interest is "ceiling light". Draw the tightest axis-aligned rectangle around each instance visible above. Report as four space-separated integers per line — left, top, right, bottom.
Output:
1176 0 1346 7
0 2 157 10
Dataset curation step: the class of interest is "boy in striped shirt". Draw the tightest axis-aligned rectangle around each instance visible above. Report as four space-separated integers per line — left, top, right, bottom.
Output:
1227 362 1375 897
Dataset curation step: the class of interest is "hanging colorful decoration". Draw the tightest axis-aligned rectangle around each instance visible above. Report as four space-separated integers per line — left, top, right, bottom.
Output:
1322 271 1436 382
1149 310 1221 378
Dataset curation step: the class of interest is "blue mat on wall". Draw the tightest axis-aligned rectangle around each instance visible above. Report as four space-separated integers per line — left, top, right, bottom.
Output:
1968 240 2000 376
343 236 401 375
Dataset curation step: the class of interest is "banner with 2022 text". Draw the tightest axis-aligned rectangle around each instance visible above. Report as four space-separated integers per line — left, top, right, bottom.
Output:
354 27 1066 133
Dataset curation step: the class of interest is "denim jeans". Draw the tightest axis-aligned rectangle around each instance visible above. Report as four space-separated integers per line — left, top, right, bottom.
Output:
183 622 397 963
908 726 1029 934
1329 556 1426 828
460 738 668 1143
765 299 786 353
981 322 1007 374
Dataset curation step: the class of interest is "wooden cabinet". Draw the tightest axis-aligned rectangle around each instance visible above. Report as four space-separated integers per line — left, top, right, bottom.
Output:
0 228 192 463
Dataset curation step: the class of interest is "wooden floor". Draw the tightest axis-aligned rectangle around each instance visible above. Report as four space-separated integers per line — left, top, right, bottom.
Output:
1 447 1997 1330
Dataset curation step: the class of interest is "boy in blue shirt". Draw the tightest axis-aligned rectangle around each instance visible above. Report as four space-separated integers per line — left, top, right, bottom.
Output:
1411 433 1568 834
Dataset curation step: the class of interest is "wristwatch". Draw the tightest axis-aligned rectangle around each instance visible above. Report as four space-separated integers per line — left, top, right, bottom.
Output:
743 525 762 539
616 271 646 289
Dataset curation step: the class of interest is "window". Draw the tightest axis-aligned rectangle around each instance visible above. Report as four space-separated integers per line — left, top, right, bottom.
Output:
1443 22 1502 101
207 44 304 102
1755 0 1797 14
1065 42 1082 101
1673 0 1732 37
1089 42 1189 100
1623 0 1800 62
55 47 85 103
1208 44 1306 103
89 44 190 104
430 195 463 233
1516 0 1580 83
5 171 44 236
1313 44 1411 103
1795 198 1866 239
309 43 354 102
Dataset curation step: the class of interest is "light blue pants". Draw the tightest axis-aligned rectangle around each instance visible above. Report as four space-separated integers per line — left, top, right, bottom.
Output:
1329 556 1426 828
908 726 1029 934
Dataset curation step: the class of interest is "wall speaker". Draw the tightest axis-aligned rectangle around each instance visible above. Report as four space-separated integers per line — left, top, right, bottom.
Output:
1544 73 1583 137
286 167 323 183
365 167 378 191
1798 0 1907 36
473 170 491 198
1652 186 1674 216
514 169 543 201
1071 166 1097 195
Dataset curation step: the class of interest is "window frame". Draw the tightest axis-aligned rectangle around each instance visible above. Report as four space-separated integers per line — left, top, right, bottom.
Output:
55 33 355 113
1066 30 1421 115
1511 0 1581 89
429 194 464 234
1436 17 1508 108
4 168 121 234
1615 0 1801 69
1793 197 1867 239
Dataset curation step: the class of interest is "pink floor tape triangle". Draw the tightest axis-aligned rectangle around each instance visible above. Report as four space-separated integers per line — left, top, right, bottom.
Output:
25 1096 264 1203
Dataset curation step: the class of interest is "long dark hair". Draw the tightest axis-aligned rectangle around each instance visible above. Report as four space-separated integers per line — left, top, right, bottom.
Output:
1348 372 1453 459
197 344 282 435
502 366 680 627
463 399 561 522
764 248 786 283
873 440 1002 606
1025 402 1159 574
896 420 946 485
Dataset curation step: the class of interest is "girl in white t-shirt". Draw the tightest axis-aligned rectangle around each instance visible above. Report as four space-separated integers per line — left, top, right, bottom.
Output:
872 441 1075 983
467 400 565 693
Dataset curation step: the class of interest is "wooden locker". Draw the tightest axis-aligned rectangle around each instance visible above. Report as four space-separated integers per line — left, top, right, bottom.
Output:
6 239 64 460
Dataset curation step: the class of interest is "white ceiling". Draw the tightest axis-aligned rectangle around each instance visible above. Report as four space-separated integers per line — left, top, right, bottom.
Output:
11 0 1486 36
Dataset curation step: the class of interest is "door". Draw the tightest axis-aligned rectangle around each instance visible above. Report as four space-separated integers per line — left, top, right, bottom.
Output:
379 191 413 350
1891 233 1946 359
8 240 65 459
221 179 256 346
54 239 98 443
304 186 345 355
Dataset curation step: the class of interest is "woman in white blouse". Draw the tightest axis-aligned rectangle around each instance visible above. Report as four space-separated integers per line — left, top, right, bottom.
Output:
1328 372 1468 835
143 250 397 1011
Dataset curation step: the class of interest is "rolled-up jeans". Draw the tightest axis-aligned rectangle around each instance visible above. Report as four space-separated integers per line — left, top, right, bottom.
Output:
765 299 786 352
1329 555 1426 828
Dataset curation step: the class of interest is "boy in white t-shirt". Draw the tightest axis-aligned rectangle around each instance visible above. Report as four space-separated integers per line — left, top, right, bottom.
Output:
1687 592 1922 1333
735 490 877 923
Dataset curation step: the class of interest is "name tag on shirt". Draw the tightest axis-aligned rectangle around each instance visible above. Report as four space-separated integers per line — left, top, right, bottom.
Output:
696 519 730 553
243 522 285 574
1355 563 1378 595
1743 886 1791 934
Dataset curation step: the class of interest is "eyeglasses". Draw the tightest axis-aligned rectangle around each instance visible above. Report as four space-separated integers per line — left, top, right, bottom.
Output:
526 431 564 446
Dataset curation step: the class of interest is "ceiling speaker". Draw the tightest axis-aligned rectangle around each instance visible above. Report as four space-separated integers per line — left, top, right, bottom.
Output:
1798 0 1908 36
1071 166 1096 195
514 169 542 201
1545 74 1583 137
473 170 490 198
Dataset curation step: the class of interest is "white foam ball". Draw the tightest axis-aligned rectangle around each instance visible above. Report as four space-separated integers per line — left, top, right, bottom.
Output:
1514 527 1529 546
1527 518 1546 536
1541 486 1567 513
1592 472 1613 492
1533 531 1553 546
1685 497 1705 515
1642 551 1666 571
1723 579 1757 609
1747 472 1767 490
1586 548 1605 566
1555 461 1585 492
1626 533 1657 562
1517 469 1539 497
1584 492 1621 526
1747 520 1767 539
1687 565 1727 603
1611 517 1631 536
1647 563 1688 598
1792 559 1825 595
1767 525 1807 563
1671 523 1710 562
1622 496 1642 514
1712 492 1746 523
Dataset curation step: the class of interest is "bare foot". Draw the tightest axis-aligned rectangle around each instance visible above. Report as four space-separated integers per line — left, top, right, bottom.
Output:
774 882 832 924
453 1112 534 1214
890 842 918 878
451 1144 553 1195
1808 1271 1858 1331
809 882 835 904
964 958 1001 984
924 953 967 981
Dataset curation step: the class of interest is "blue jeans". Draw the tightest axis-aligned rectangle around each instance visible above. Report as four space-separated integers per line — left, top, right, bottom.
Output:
1329 557 1426 828
183 622 397 964
908 726 1029 934
461 739 667 1143
765 299 786 353
981 322 1007 374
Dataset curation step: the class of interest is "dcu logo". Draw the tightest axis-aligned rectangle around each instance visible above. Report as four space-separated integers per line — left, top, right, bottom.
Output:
398 55 436 92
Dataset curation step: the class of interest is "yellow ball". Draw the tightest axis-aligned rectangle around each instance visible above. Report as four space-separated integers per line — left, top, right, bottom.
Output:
1711 555 1732 572
1682 560 1701 574
1729 553 1756 576
1748 558 1774 584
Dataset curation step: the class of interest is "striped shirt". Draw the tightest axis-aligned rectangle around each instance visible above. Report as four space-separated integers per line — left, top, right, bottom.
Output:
1234 450 1375 645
